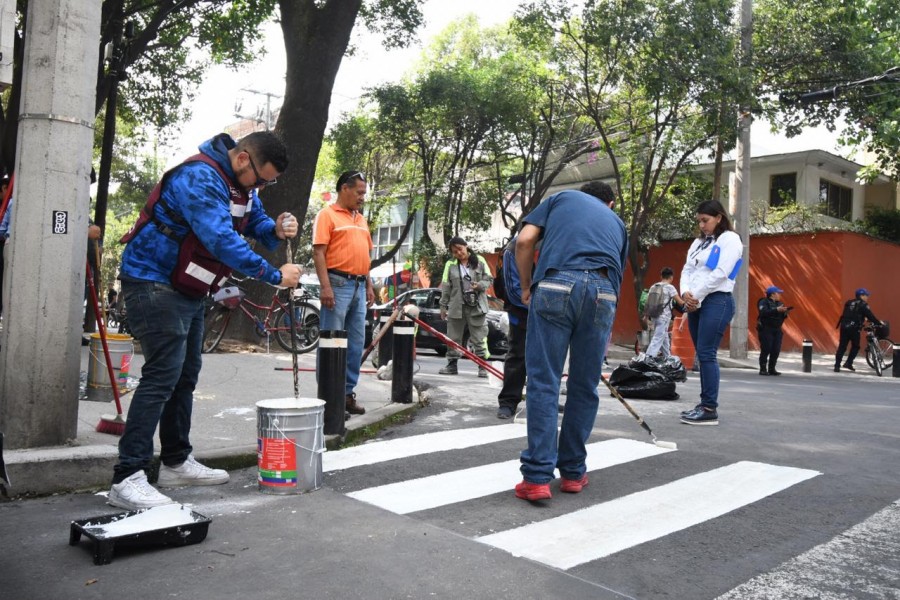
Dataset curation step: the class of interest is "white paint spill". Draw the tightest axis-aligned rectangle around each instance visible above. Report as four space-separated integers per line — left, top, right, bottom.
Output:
213 407 256 419
348 438 673 514
478 461 820 570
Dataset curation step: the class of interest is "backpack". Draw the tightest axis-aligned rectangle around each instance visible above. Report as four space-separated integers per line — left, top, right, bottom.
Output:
642 282 668 319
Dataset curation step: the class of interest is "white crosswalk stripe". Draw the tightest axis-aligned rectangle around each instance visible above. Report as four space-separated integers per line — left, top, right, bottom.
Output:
323 423 527 472
327 425 821 571
347 438 674 514
477 460 820 570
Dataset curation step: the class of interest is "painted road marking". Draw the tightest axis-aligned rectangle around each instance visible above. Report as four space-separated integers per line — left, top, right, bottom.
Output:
477 461 820 570
717 499 900 600
348 438 675 514
322 423 528 472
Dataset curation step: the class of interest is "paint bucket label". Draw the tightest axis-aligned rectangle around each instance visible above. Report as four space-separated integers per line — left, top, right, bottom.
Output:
256 398 325 495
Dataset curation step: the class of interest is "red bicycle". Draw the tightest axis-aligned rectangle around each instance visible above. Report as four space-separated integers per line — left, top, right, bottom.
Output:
201 276 320 354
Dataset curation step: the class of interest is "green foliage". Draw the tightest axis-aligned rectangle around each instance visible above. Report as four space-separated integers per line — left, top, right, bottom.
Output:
860 207 900 243
756 0 900 179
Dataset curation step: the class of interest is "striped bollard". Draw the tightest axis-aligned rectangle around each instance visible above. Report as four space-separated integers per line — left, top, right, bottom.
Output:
318 330 347 435
893 345 900 378
376 312 394 368
391 319 415 404
802 339 813 373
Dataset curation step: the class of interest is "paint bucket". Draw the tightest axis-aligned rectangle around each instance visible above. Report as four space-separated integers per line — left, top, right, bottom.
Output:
256 398 325 494
88 333 134 388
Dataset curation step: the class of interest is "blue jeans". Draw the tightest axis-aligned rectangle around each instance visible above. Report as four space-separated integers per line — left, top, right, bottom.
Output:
687 291 734 411
521 270 617 484
318 274 367 395
113 281 205 483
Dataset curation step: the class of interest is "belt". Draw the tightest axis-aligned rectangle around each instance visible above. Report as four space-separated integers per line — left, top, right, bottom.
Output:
327 269 368 282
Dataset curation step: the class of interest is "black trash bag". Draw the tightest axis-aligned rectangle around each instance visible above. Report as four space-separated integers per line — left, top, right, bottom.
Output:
608 366 679 400
627 353 687 383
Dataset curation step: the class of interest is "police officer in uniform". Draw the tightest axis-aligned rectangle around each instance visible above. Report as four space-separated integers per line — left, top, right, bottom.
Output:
757 285 791 376
835 288 882 372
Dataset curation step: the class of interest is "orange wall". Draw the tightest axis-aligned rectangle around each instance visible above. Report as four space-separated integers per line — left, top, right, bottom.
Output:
614 231 899 352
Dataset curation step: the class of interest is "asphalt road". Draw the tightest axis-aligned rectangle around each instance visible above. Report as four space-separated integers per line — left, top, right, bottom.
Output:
2 351 899 600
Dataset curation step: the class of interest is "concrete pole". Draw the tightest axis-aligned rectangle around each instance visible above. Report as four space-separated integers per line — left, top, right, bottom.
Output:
0 1 101 448
729 0 752 360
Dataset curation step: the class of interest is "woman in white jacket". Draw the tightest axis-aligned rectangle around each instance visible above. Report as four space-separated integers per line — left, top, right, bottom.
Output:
679 200 743 426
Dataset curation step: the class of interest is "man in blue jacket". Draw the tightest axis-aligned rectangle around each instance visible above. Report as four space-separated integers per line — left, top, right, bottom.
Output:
109 131 302 511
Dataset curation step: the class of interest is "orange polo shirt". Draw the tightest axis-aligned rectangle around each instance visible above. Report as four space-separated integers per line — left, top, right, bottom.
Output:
313 203 373 276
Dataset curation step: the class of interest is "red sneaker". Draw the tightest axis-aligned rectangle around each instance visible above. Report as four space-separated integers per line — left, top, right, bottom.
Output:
560 474 589 493
515 480 552 501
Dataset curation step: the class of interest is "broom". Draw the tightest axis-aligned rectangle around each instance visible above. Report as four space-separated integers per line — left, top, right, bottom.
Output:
86 258 127 435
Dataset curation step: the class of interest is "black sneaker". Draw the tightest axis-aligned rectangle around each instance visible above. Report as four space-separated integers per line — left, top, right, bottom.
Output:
496 406 514 420
834 365 841 372
680 407 719 426
843 363 855 372
759 369 769 376
680 404 702 416
768 369 782 376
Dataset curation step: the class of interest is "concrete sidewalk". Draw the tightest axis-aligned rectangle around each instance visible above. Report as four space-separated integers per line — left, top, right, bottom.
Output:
2 338 880 497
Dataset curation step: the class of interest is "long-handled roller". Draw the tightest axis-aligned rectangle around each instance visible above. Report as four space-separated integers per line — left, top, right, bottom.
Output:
404 312 504 380
600 374 677 450
286 239 299 399
360 304 402 365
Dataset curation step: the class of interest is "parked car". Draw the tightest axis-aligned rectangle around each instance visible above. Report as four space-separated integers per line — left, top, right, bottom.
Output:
365 288 508 358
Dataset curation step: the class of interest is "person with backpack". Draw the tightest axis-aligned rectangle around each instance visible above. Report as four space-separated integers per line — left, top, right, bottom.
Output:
494 234 530 419
109 131 301 511
679 200 743 426
642 267 683 361
834 288 882 372
438 237 494 377
757 285 792 376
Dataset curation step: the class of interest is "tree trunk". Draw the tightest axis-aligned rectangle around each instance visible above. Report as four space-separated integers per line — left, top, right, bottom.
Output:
228 0 362 342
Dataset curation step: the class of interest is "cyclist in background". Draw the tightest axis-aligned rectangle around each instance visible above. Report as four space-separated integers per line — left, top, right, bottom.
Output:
835 288 882 372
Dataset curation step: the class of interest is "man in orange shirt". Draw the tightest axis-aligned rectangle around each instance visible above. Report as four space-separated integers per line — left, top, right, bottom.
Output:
312 171 375 416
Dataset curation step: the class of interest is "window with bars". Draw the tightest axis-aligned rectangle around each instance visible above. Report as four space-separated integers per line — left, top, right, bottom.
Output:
819 180 852 220
769 173 797 207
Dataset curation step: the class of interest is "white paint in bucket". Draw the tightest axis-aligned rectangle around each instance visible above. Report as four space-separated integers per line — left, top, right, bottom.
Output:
256 398 325 494
88 333 134 388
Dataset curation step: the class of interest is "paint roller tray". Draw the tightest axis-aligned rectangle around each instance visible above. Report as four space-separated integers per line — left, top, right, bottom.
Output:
69 504 212 565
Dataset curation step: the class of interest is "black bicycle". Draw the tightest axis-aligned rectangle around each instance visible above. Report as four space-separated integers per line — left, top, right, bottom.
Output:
863 323 894 377
202 277 320 354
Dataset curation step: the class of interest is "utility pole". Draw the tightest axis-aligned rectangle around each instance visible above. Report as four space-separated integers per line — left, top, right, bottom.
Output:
729 0 752 359
0 0 101 447
234 88 281 130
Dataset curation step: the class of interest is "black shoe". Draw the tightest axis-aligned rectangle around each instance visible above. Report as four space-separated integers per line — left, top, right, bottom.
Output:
834 365 841 372
768 369 781 376
680 404 702 416
843 363 855 372
345 411 351 421
759 369 769 376
497 406 514 420
680 407 719 426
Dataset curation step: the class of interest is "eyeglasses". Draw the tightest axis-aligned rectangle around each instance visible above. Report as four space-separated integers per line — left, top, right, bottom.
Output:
246 153 278 188
340 171 366 188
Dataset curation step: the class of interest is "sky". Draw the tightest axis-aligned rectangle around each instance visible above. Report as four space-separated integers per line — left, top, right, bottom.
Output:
167 0 848 168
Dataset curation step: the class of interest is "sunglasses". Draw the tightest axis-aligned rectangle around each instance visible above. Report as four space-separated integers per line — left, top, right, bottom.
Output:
341 171 366 188
247 153 278 188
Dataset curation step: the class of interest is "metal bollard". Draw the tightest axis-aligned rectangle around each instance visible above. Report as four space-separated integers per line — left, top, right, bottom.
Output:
317 330 347 435
894 346 900 378
802 339 813 373
376 313 394 368
391 319 415 404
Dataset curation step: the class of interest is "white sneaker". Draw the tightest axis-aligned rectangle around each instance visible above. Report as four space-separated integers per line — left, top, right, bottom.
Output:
157 455 230 487
108 470 175 510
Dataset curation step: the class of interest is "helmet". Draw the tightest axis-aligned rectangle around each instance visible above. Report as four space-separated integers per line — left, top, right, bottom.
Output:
855 288 870 297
